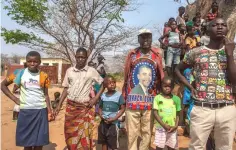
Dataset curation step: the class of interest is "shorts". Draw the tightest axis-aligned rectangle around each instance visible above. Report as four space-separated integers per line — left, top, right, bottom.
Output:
166 48 180 67
153 128 178 149
98 121 119 149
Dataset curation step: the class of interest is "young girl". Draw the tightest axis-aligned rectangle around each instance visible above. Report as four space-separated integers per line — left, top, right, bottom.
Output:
153 77 181 150
185 26 201 51
159 20 182 79
1 51 53 150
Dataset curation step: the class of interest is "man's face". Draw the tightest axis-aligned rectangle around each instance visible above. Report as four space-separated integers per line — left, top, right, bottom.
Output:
138 33 152 49
208 18 228 40
75 51 88 68
179 7 185 15
137 67 152 88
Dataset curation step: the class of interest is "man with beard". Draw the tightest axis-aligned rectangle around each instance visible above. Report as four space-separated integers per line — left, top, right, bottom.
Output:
122 29 164 150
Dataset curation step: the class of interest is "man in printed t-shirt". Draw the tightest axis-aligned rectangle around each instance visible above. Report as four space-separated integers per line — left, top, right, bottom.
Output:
175 18 236 150
122 29 164 150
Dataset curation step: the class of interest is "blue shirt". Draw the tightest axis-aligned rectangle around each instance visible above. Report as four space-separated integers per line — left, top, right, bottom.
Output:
99 91 125 124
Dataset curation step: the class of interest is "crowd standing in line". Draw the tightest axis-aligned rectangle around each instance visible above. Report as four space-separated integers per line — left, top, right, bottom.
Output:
1 1 236 150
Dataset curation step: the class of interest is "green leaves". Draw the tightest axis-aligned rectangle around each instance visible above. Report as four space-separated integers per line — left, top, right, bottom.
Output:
3 0 48 26
1 27 43 44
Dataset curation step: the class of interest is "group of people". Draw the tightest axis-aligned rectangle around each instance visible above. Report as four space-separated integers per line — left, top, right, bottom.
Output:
1 2 236 150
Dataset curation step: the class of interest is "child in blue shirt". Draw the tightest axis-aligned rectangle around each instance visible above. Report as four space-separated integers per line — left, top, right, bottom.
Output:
98 75 125 150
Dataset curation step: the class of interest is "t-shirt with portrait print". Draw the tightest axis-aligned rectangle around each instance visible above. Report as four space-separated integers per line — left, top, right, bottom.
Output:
183 46 236 103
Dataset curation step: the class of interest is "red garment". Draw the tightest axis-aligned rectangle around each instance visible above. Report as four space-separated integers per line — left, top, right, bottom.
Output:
122 47 164 103
207 12 217 21
65 100 95 150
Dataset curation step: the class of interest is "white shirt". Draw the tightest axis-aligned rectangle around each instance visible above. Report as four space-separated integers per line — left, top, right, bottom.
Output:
62 66 103 103
19 68 46 109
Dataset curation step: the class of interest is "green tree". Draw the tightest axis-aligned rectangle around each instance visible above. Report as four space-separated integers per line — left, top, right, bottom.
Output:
1 0 138 64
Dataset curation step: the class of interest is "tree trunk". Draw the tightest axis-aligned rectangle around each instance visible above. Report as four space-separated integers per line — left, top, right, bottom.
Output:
185 0 236 41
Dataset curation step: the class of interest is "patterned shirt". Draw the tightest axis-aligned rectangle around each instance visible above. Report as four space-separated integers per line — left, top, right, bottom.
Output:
123 48 164 110
183 46 236 103
62 66 103 103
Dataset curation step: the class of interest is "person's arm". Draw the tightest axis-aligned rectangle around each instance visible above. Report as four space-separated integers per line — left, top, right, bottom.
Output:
106 104 125 124
44 88 54 121
54 87 68 116
158 34 168 46
89 68 105 107
168 111 180 133
153 109 170 131
175 62 197 97
225 39 236 86
1 79 20 105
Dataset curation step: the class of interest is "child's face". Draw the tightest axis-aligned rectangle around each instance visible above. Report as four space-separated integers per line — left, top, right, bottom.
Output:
26 56 41 72
179 25 186 32
161 80 173 95
105 78 116 91
170 21 177 30
184 15 189 21
76 51 88 68
194 18 201 27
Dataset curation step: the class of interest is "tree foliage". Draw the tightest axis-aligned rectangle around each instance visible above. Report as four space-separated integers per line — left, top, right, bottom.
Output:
1 0 139 64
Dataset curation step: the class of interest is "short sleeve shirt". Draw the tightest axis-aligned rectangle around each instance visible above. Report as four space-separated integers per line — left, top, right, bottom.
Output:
62 66 103 103
99 91 125 124
153 94 181 128
185 36 200 49
183 46 236 103
14 68 48 109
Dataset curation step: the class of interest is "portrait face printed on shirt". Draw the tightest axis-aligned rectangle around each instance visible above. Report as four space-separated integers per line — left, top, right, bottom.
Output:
137 65 152 88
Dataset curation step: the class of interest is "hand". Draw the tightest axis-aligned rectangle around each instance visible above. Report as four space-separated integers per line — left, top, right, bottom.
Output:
224 37 235 57
168 126 178 133
190 87 198 98
163 124 171 131
13 97 20 105
105 118 115 124
54 104 62 117
88 98 97 108
48 112 55 121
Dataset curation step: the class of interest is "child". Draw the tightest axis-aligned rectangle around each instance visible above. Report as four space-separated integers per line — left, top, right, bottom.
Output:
185 26 201 51
193 17 202 38
98 75 125 150
178 24 186 60
1 51 53 150
51 92 60 110
159 20 182 79
153 77 181 150
176 6 185 25
200 23 210 46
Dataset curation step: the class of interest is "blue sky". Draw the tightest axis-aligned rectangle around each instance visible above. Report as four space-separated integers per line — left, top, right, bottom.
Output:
1 0 187 56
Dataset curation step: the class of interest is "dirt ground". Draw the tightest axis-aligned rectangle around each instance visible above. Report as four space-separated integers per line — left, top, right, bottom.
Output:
1 80 236 150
